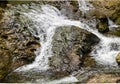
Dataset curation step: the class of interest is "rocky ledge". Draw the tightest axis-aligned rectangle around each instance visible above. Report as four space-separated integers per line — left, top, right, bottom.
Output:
49 26 100 73
0 5 40 81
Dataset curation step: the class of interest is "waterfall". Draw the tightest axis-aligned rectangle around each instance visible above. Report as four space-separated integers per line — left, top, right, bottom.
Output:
11 0 120 83
77 0 120 66
15 5 68 71
15 0 120 72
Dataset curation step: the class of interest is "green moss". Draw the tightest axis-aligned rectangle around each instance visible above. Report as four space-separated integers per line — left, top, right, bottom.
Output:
8 1 33 5
107 31 120 37
113 32 120 37
0 69 8 80
0 7 4 21
97 22 109 33
116 17 120 25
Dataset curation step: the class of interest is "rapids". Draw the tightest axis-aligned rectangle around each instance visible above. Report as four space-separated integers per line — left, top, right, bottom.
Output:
12 0 120 83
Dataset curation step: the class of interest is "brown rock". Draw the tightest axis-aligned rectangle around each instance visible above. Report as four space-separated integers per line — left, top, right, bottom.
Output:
87 73 120 83
116 52 120 65
0 6 40 81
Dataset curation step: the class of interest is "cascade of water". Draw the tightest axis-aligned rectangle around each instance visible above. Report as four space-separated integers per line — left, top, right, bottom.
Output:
108 18 119 29
15 5 68 71
16 1 120 72
77 0 120 66
15 4 95 71
12 0 120 83
77 0 94 15
92 18 120 66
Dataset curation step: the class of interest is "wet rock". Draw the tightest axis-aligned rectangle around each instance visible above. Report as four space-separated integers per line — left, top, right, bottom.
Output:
49 26 100 73
111 3 120 25
90 0 120 35
96 16 109 33
83 55 96 67
26 41 40 48
91 0 120 25
116 53 120 65
0 5 40 81
4 69 69 83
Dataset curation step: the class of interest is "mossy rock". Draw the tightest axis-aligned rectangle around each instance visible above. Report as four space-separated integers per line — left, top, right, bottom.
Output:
83 55 96 67
97 23 109 33
116 17 120 25
96 17 109 33
0 51 12 81
0 69 9 81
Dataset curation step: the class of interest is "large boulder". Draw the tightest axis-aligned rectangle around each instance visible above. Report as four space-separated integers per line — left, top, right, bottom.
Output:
49 26 100 73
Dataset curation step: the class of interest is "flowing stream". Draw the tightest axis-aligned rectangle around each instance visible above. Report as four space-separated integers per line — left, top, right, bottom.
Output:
14 0 120 83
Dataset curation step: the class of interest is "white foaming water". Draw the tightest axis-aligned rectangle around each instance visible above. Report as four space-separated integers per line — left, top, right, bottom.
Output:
78 0 94 15
91 37 120 66
108 17 119 29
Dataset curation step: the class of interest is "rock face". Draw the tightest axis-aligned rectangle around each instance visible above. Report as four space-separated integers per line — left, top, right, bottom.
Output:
116 53 120 65
49 26 100 73
0 6 40 81
90 1 120 36
91 0 120 25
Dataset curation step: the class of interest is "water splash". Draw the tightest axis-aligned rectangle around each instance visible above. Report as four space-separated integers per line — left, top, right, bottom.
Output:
108 18 119 29
78 0 94 15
